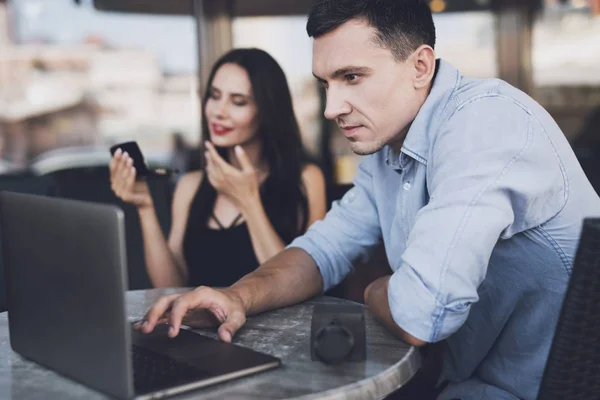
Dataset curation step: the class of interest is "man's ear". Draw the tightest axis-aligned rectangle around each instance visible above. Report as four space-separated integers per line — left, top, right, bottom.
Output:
412 45 436 90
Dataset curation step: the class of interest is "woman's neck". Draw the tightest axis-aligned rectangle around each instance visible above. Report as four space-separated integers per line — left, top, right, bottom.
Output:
227 137 268 174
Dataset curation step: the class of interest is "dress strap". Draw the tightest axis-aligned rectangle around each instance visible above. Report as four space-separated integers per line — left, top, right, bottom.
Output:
228 213 244 228
211 213 243 230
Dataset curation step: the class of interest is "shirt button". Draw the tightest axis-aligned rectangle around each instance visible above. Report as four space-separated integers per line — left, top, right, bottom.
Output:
342 189 356 205
403 182 411 191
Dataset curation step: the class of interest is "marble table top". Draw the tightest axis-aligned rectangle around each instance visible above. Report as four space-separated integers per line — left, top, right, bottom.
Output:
0 289 421 399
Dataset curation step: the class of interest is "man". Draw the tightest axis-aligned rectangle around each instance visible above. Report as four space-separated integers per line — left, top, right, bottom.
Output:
136 1 600 399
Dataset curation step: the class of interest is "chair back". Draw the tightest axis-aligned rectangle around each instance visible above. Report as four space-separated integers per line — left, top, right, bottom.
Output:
537 218 600 399
49 167 172 290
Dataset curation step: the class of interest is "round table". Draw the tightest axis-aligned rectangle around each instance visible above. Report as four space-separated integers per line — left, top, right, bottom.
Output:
0 289 421 399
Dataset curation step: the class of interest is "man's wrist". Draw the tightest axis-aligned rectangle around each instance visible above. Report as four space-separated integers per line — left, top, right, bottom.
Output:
224 287 249 314
364 275 391 305
365 275 429 347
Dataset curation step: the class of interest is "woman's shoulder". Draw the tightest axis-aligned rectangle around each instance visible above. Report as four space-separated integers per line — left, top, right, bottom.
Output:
301 163 325 184
179 170 204 186
173 171 204 203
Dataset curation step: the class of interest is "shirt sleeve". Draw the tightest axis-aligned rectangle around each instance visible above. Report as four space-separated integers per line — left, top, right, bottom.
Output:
389 96 567 342
288 156 383 291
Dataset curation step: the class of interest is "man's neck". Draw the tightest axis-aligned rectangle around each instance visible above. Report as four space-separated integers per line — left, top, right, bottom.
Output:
391 61 439 150
388 79 434 152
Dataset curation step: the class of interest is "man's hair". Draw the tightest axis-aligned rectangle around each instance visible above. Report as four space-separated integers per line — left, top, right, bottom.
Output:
307 0 436 61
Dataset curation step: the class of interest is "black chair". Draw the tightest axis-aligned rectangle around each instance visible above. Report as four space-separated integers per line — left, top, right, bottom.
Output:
49 167 173 290
321 182 392 302
327 182 353 208
322 183 352 300
537 218 600 399
0 173 56 312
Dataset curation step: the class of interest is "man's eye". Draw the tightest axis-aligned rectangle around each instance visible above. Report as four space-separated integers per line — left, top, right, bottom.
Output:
346 74 360 83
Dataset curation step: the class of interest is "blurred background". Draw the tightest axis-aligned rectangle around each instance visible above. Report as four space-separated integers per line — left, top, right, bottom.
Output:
0 0 599 183
0 0 599 302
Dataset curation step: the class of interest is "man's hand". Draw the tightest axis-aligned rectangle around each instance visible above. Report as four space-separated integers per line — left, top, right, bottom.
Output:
134 286 247 343
364 275 428 347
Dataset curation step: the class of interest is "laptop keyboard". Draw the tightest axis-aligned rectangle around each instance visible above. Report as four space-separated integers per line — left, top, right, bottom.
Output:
131 344 210 394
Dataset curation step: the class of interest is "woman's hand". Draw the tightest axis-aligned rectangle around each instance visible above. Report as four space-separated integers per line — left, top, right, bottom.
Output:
204 141 261 211
109 149 153 209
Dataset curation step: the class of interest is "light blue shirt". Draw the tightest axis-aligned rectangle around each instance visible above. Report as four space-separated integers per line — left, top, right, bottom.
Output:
290 59 600 399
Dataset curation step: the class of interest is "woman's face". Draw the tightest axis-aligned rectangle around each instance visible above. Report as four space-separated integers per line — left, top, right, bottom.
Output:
204 63 259 148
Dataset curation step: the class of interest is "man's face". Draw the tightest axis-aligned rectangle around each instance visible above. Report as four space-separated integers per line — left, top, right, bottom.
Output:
313 19 423 155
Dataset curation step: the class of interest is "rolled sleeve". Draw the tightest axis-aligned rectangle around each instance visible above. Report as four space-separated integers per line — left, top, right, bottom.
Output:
388 97 566 342
389 262 470 342
287 229 346 291
288 158 382 292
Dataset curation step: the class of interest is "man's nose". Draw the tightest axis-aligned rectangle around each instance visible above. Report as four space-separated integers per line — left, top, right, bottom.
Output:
323 88 351 120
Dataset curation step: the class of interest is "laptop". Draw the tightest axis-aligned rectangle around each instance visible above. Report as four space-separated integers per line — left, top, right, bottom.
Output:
0 192 281 399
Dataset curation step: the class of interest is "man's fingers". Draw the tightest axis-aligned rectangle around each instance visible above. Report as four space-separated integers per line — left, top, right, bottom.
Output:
138 288 247 343
133 315 168 331
141 294 180 333
217 310 246 343
182 309 220 328
166 289 216 337
168 296 192 338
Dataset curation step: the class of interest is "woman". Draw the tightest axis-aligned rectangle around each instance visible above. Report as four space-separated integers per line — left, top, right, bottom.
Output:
109 48 326 288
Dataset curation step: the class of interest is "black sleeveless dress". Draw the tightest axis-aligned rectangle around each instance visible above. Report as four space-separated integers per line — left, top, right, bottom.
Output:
182 187 260 288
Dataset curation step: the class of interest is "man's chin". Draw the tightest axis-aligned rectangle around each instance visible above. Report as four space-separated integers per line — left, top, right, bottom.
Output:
348 140 385 156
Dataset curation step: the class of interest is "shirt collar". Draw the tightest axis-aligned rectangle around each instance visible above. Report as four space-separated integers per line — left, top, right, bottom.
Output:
385 59 461 170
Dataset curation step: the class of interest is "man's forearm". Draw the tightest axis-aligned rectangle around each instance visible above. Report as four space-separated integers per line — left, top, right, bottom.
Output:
365 276 428 347
228 247 324 316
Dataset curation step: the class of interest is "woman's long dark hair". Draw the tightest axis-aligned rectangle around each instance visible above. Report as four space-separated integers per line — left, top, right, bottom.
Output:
191 48 310 244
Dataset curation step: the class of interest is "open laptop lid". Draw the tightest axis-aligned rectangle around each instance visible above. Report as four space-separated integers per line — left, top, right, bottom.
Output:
0 192 134 399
